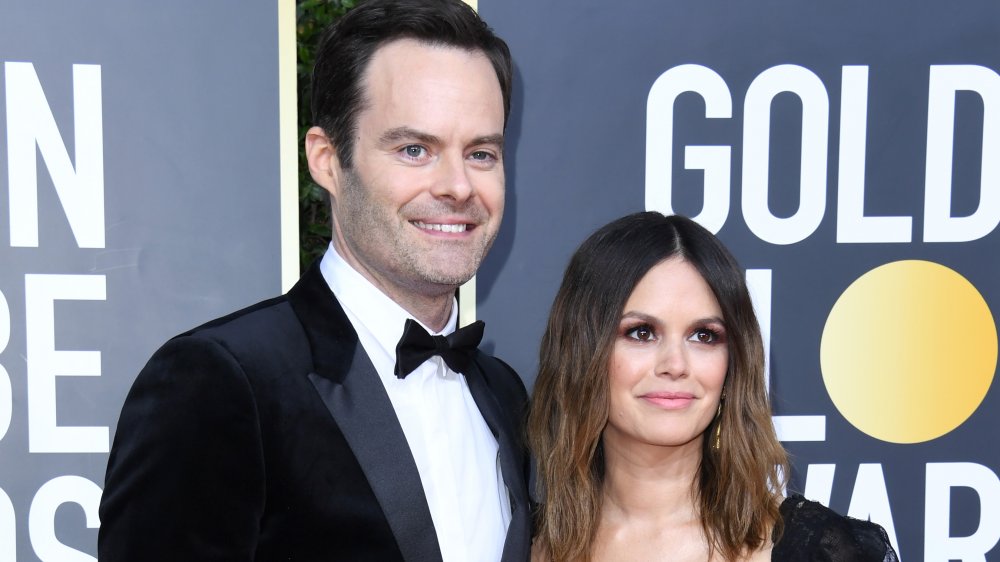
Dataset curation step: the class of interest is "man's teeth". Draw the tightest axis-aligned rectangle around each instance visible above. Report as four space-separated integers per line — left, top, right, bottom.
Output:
413 221 467 233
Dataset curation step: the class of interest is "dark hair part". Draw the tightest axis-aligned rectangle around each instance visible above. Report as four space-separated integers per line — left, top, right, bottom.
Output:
528 212 788 562
310 0 513 168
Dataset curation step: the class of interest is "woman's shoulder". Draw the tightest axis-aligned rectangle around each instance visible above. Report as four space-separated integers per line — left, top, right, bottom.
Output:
772 494 898 562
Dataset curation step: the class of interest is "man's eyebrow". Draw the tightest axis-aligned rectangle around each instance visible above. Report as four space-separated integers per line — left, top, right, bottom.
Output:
471 134 505 151
379 127 440 146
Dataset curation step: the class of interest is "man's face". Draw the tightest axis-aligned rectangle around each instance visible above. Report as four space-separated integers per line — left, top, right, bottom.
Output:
324 39 505 301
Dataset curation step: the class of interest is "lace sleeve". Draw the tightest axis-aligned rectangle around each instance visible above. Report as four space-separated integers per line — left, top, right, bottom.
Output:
773 495 899 562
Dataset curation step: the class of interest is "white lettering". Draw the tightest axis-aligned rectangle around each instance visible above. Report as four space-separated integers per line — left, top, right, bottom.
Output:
646 64 732 232
848 463 901 558
5 62 105 249
646 63 1000 245
0 487 14 562
802 463 836 505
0 288 10 441
742 64 829 245
924 65 1000 242
837 66 912 243
772 416 826 442
745 269 772 390
25 274 108 453
925 462 1000 562
28 476 101 562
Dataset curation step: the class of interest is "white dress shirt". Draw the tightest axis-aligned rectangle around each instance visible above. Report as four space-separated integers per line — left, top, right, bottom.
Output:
319 244 511 562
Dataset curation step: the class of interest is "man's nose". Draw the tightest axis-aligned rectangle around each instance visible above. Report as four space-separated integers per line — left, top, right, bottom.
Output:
430 152 474 202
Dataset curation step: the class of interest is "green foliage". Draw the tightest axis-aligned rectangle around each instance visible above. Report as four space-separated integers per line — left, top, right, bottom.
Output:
297 0 355 271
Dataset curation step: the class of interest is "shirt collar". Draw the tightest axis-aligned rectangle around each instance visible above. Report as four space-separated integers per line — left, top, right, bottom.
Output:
318 243 458 357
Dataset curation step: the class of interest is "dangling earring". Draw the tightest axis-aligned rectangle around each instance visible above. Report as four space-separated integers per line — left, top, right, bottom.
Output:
713 391 725 450
713 404 722 450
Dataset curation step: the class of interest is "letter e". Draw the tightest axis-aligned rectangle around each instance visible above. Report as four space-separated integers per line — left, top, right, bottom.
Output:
25 274 108 453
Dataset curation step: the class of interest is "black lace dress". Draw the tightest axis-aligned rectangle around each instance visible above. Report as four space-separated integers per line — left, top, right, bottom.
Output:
772 495 899 561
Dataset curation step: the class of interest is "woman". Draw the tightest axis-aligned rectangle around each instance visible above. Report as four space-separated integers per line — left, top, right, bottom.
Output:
528 212 897 562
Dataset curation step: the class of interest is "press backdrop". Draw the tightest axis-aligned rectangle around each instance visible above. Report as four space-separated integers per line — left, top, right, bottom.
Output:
476 1 1000 560
0 1 997 561
0 2 294 560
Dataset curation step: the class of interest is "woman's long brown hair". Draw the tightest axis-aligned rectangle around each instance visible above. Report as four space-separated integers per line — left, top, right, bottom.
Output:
528 212 788 562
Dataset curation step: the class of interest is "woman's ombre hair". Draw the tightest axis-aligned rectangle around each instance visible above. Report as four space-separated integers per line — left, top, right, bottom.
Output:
528 212 788 562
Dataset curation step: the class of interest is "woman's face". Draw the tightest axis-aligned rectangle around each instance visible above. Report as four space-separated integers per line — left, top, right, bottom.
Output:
604 257 729 454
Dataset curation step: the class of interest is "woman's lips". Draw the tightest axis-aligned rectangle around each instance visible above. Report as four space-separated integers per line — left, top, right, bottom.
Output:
640 392 696 409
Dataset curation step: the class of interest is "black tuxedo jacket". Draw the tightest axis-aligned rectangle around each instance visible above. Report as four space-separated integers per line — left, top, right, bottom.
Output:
98 263 531 561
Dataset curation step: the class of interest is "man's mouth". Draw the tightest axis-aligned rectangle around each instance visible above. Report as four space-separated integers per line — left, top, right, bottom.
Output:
411 220 469 233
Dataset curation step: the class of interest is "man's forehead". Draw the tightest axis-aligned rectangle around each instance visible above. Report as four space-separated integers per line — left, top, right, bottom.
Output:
362 38 497 91
357 38 504 129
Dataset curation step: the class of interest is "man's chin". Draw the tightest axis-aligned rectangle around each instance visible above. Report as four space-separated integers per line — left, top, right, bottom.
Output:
411 260 480 288
419 270 477 288
414 250 485 285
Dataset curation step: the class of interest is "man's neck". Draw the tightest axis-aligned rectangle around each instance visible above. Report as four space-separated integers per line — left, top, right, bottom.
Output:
390 291 455 332
329 239 458 332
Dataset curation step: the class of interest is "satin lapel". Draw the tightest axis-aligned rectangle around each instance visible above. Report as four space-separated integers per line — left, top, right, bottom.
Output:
289 263 442 562
464 359 531 562
307 355 441 562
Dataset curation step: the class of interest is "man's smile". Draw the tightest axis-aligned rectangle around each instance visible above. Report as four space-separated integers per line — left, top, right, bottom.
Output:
411 220 471 233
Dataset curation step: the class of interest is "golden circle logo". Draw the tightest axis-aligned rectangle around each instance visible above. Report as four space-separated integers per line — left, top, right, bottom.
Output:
821 260 997 444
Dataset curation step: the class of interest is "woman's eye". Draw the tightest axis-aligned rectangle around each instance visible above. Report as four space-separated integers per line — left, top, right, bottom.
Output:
691 329 717 344
626 325 655 341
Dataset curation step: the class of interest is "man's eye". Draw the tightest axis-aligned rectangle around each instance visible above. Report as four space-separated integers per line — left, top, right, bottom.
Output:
402 145 426 158
470 150 495 161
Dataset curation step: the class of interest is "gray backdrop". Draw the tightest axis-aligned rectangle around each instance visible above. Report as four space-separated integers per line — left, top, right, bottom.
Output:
478 1 1000 560
0 2 282 560
2 1 997 560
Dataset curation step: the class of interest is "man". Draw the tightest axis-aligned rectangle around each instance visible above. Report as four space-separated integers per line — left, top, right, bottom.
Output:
98 1 529 560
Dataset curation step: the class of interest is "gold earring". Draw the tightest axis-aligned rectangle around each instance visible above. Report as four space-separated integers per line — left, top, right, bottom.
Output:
713 390 725 450
713 402 722 450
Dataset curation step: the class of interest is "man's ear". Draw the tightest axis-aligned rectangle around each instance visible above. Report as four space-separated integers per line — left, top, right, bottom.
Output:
305 126 342 197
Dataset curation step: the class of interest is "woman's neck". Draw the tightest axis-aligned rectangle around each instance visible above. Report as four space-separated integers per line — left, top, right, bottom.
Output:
593 439 716 562
600 438 703 524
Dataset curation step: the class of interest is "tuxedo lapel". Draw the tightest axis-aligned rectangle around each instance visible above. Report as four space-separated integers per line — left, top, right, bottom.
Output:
307 356 442 562
465 358 531 562
289 264 443 562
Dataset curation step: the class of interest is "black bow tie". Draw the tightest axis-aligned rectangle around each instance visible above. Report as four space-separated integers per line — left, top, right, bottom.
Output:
393 319 485 379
